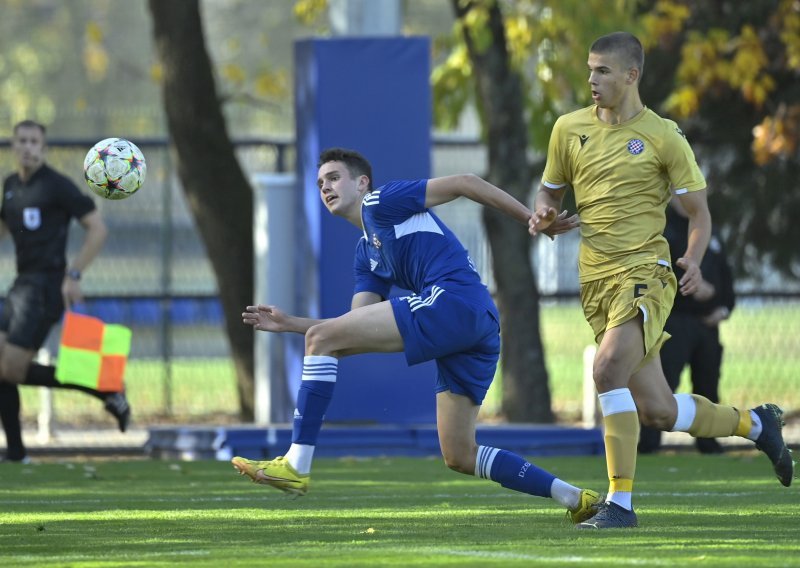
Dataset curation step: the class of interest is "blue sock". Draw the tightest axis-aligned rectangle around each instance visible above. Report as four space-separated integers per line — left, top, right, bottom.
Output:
475 445 555 498
292 355 338 445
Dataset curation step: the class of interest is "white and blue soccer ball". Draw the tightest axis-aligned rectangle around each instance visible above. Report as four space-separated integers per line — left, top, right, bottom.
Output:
83 138 146 200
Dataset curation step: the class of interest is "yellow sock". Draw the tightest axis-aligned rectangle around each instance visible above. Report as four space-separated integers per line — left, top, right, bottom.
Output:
688 395 740 438
604 410 639 495
734 407 752 438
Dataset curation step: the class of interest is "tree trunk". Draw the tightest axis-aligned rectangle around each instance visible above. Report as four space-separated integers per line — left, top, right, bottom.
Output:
148 0 255 419
452 0 553 422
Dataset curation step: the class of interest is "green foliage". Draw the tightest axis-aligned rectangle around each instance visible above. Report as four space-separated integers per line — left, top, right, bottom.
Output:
19 359 239 424
0 457 796 566
435 0 800 280
0 1 160 136
640 0 800 279
484 301 800 421
19 300 798 426
0 1 300 137
432 0 641 151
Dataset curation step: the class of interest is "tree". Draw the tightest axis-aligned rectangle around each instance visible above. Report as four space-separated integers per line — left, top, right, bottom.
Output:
448 0 551 421
638 0 800 280
148 0 256 419
437 0 640 421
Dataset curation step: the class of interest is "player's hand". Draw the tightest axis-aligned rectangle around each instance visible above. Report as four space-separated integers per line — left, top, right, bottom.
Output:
692 279 715 302
542 210 580 239
242 304 289 333
61 277 84 310
529 206 558 237
675 257 702 296
701 306 730 327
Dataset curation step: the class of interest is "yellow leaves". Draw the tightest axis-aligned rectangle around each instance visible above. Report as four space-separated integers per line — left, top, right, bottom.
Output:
11 44 42 74
432 45 473 90
222 63 246 86
150 63 163 83
640 0 691 49
777 0 800 69
85 21 104 44
83 44 108 83
670 25 774 116
663 85 699 119
462 3 492 53
254 69 287 99
431 45 473 131
731 25 773 107
294 0 328 26
83 20 108 82
506 15 535 67
751 104 800 166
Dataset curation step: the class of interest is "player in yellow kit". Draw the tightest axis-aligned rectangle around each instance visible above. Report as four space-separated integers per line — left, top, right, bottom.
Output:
530 31 794 529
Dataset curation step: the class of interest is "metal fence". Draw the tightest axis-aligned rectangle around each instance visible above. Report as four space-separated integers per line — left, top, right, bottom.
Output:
0 139 797 428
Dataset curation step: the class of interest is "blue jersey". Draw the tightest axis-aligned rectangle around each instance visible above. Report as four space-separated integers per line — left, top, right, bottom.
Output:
353 179 498 320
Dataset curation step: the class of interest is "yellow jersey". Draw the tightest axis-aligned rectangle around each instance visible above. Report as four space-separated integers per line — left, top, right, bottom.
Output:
542 105 706 283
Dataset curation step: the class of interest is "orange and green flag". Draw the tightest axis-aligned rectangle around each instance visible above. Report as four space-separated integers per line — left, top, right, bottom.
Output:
56 311 132 393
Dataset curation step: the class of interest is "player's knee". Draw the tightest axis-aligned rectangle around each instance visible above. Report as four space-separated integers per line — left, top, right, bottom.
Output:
442 454 473 475
440 445 476 475
304 324 336 357
0 356 26 384
592 355 622 391
638 405 675 430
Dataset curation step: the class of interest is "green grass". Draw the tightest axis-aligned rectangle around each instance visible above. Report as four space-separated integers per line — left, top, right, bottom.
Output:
17 300 800 425
534 300 800 420
0 455 798 567
19 359 240 425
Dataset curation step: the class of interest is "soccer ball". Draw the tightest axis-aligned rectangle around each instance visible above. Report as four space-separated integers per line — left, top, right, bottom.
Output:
83 138 146 200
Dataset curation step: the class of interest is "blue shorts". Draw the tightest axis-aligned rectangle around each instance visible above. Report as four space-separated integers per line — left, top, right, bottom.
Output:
390 284 500 405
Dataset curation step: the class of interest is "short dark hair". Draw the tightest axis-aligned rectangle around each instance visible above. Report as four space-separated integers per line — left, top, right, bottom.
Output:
318 147 373 191
590 32 644 79
13 119 47 136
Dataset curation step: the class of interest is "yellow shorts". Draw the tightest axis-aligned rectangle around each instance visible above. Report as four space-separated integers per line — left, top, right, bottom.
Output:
580 263 677 363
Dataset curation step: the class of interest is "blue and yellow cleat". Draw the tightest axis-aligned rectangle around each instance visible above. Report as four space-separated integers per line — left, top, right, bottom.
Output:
567 489 602 524
577 501 638 529
752 403 795 487
231 456 310 496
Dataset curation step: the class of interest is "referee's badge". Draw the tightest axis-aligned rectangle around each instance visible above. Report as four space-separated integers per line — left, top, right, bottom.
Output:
627 139 645 155
23 207 41 230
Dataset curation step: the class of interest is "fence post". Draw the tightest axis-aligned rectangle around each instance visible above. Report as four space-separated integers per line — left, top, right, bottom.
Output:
582 345 600 428
36 347 54 443
252 173 296 425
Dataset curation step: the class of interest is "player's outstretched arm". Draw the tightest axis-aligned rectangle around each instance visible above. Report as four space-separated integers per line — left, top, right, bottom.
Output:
424 174 531 225
530 184 578 238
242 304 325 334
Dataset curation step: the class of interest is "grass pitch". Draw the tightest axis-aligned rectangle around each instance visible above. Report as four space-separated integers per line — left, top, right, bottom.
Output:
0 454 797 567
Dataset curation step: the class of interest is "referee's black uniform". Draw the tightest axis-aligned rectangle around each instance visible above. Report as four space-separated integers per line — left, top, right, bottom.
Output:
639 205 736 454
0 165 96 461
1 164 96 346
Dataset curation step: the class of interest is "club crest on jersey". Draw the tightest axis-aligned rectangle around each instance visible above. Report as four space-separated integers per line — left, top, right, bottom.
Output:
23 207 41 230
372 233 382 249
627 139 645 155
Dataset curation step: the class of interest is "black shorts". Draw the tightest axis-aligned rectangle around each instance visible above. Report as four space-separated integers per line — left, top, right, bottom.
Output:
0 273 65 350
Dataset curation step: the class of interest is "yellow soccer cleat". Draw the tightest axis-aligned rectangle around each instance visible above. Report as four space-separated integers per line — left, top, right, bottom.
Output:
231 456 310 496
567 489 602 524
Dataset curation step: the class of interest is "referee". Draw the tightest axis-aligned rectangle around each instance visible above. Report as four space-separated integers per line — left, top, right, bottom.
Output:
0 120 130 463
638 196 736 454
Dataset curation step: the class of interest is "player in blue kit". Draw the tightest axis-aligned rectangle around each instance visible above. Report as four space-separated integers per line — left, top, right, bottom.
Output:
232 147 596 522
